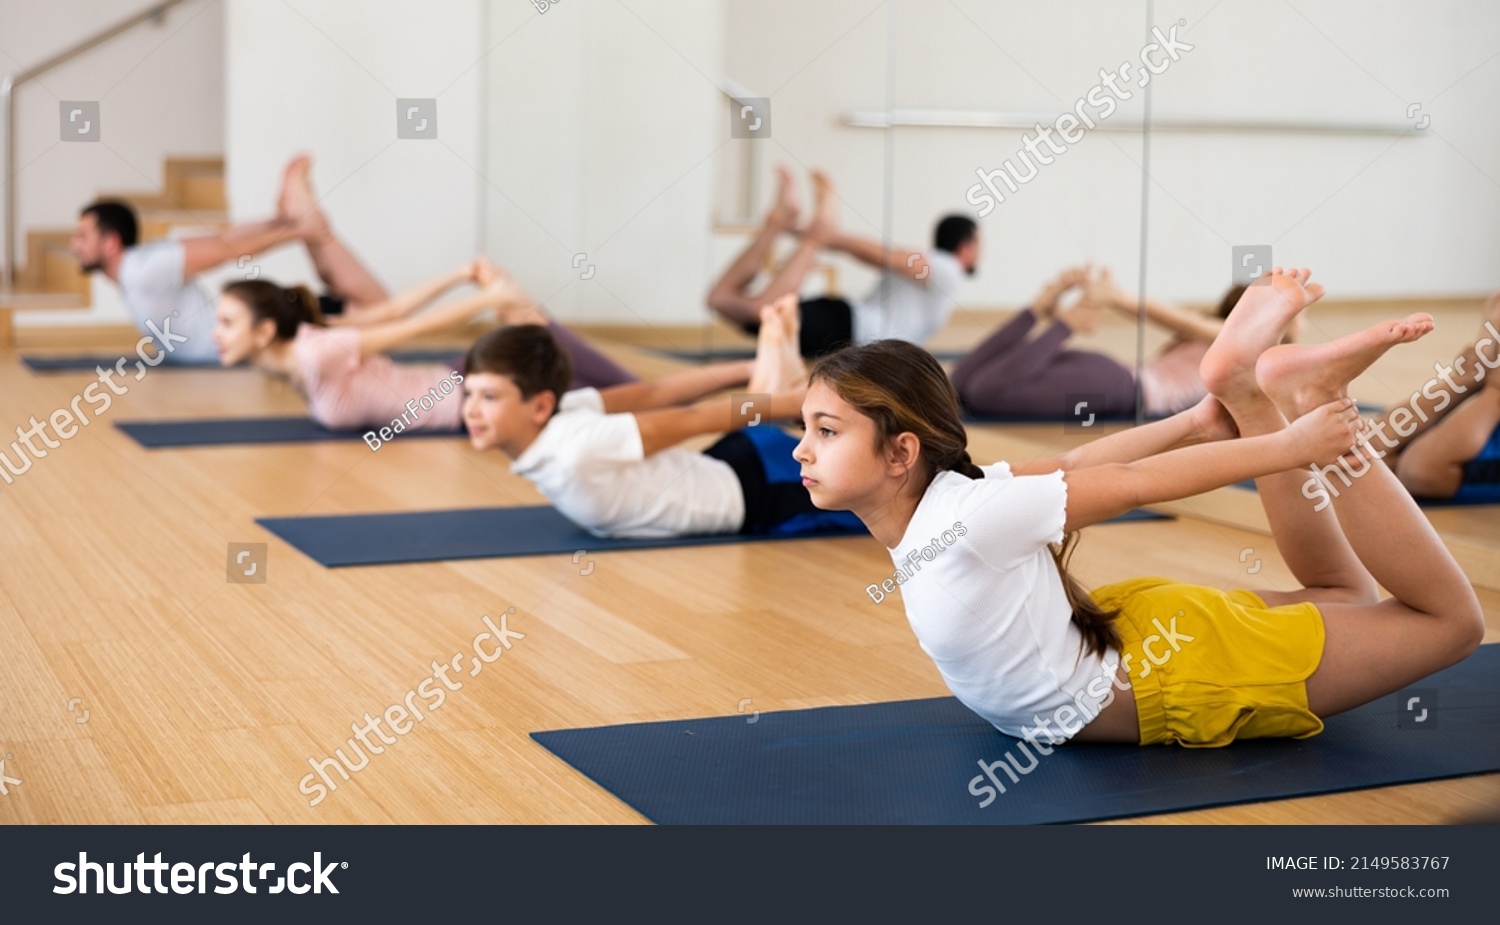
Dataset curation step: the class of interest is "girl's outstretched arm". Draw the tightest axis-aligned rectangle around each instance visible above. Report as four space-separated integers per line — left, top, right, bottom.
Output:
352 280 511 357
1010 395 1235 476
328 262 477 328
601 361 754 414
1058 398 1360 531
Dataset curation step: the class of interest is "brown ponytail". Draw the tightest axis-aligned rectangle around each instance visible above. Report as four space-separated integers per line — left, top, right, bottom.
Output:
810 339 1121 657
223 280 325 341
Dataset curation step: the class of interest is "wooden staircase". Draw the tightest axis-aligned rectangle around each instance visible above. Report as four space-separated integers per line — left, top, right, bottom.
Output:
2 156 227 345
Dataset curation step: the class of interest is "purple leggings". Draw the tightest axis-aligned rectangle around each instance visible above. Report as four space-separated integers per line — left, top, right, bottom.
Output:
547 322 638 390
446 322 637 391
950 308 1135 418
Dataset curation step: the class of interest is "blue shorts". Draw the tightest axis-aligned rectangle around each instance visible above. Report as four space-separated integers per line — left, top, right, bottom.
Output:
1454 424 1500 504
703 426 865 536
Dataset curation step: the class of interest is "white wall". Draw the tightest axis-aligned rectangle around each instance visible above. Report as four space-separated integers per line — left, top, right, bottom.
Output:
483 0 726 324
222 0 486 299
11 0 1496 334
717 0 1500 308
1 0 224 326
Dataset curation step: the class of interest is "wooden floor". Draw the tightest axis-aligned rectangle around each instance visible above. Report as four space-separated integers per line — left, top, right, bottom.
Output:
0 300 1496 825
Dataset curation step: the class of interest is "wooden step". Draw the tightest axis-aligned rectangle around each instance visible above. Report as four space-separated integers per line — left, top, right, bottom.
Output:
96 155 225 212
18 231 89 299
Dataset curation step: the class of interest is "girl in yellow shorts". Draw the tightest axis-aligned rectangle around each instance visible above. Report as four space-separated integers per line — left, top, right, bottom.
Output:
790 268 1485 747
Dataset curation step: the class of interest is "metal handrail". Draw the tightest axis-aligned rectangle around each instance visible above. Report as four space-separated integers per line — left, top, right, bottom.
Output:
2 0 191 291
842 109 1422 135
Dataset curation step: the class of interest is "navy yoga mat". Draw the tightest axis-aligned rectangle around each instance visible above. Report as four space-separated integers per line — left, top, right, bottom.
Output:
116 416 462 447
1230 479 1498 507
256 504 1176 567
21 348 460 372
531 644 1500 825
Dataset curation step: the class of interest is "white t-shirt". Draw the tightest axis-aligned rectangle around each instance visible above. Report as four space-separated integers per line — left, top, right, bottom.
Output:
886 462 1117 742
116 240 219 363
850 249 966 345
511 388 746 538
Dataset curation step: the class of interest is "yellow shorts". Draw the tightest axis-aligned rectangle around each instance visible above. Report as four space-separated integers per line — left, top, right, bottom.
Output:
1089 577 1327 747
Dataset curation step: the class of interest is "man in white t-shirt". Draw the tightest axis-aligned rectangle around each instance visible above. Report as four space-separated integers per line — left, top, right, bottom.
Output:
70 155 391 364
707 165 978 358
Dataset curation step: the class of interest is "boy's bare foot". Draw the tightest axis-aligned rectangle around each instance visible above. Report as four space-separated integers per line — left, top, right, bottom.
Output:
772 293 807 388
1200 267 1323 405
1258 313 1434 419
747 300 787 394
766 164 800 230
805 170 838 243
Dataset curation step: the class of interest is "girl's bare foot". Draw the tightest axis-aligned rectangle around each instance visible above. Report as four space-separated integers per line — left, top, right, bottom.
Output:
1054 297 1101 335
1258 313 1435 419
765 164 800 230
1200 267 1323 405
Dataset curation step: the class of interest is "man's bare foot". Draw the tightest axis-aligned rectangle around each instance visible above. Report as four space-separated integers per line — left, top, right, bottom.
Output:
279 155 331 244
1258 313 1435 419
804 170 838 243
277 154 310 221
1200 267 1323 404
765 164 800 230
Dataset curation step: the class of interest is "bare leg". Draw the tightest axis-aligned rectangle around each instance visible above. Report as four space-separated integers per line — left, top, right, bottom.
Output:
1201 268 1378 603
1248 292 1483 716
706 164 804 327
1365 294 1500 477
279 155 389 308
1396 372 1500 498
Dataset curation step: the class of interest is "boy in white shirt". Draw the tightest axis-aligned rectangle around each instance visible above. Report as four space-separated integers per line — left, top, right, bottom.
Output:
461 296 862 539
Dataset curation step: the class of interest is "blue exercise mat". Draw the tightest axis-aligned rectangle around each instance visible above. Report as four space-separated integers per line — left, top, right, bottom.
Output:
116 416 462 447
531 644 1500 825
21 348 460 372
257 505 1174 567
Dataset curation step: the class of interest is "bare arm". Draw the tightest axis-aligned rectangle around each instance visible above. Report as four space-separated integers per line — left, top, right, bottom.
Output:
180 219 302 279
1085 267 1222 342
633 388 805 457
353 285 505 357
600 361 754 414
1105 291 1222 342
820 231 930 284
1011 407 1204 476
328 264 475 328
1059 399 1360 531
